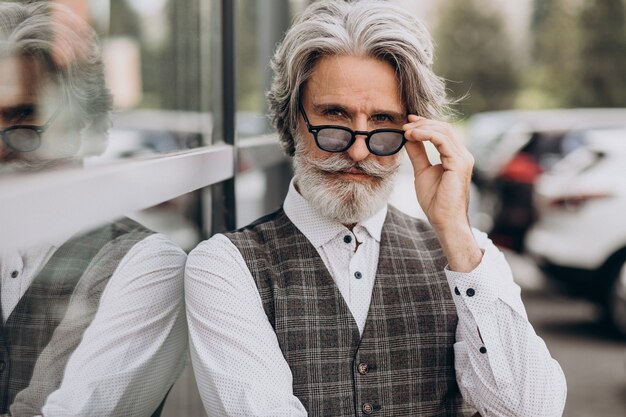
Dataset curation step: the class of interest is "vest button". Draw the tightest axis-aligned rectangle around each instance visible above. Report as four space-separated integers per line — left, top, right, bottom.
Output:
466 288 475 297
362 402 373 414
357 362 368 375
0 360 6 372
354 271 363 279
454 286 460 296
343 235 352 244
11 270 18 279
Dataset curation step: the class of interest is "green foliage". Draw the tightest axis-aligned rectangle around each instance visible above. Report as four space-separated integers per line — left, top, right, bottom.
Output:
527 0 626 108
571 0 626 107
236 1 262 112
434 0 521 117
526 0 581 107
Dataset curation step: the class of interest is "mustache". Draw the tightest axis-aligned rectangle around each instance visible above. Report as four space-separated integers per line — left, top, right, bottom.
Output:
305 153 399 178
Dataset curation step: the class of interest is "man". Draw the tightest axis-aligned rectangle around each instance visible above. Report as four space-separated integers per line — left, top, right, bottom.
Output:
185 1 566 416
0 3 186 416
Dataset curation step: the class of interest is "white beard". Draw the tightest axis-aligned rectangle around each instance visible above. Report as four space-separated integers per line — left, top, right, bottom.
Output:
293 137 400 225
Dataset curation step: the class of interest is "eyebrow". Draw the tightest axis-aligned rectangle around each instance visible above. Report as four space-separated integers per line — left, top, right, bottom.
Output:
311 103 406 122
0 103 38 123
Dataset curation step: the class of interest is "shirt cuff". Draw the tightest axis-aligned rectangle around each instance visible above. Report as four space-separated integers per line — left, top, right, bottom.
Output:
444 235 524 319
445 247 501 313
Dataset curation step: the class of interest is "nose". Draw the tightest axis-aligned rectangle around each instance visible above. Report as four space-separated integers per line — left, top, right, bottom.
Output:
346 115 371 162
346 134 370 162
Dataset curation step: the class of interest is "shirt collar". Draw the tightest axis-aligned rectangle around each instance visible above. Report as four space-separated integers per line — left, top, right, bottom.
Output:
283 178 387 247
10 230 69 259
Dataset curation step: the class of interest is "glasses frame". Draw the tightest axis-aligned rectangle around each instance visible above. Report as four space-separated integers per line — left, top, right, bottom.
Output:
299 102 407 156
1 104 64 152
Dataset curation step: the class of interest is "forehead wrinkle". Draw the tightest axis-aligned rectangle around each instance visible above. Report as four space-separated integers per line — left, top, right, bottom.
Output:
307 55 404 115
0 56 57 109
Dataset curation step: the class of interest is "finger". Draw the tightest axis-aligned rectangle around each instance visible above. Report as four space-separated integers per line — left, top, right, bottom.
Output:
403 115 425 130
405 128 472 171
404 119 460 144
404 128 456 157
403 121 463 153
404 140 431 173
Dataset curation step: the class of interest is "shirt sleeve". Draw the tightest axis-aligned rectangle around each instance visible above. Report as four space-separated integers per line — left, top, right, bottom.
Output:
185 234 308 417
445 229 567 417
41 234 188 417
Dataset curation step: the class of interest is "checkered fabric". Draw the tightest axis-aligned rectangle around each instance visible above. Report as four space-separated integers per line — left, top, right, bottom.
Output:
0 219 154 415
227 206 475 417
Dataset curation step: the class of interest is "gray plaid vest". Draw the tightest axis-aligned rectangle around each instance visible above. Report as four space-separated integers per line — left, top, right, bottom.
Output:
226 206 474 417
0 219 154 416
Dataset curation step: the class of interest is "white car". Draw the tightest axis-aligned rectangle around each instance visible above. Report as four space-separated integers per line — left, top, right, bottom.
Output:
468 108 626 252
525 127 626 336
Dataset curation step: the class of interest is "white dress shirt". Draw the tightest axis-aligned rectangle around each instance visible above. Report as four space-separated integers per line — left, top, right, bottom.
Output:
0 232 188 417
185 181 567 417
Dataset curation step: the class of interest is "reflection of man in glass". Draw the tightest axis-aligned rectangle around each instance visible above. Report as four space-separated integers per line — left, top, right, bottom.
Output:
0 3 109 173
0 56 66 168
0 3 186 416
186 1 566 416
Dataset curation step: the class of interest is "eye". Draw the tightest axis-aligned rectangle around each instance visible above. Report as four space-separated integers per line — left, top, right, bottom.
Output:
16 108 36 122
371 113 395 123
322 108 346 119
6 105 38 125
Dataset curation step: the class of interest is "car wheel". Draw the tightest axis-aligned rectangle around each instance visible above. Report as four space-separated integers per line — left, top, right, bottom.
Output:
608 259 626 338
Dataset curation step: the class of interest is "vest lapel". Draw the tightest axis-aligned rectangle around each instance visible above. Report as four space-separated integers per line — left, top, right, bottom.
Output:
361 207 454 342
287 218 362 342
5 226 111 329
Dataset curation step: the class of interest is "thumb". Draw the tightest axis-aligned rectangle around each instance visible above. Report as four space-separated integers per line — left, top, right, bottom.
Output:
405 140 431 173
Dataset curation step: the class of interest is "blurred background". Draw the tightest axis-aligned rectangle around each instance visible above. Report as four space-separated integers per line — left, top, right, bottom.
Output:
0 0 625 416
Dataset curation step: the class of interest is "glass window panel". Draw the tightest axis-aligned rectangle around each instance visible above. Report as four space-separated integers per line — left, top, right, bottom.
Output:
0 1 220 415
234 0 294 228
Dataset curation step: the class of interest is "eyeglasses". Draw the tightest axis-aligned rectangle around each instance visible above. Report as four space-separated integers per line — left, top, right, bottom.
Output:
299 102 407 156
0 105 63 152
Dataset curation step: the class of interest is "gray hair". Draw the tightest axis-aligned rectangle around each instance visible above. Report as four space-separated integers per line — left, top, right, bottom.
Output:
0 1 112 154
267 0 449 156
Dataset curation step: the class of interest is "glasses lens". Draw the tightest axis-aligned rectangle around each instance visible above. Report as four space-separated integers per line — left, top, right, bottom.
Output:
369 131 404 155
4 128 41 152
316 128 352 152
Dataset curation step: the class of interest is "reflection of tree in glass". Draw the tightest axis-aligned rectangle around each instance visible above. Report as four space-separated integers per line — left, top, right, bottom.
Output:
109 0 204 111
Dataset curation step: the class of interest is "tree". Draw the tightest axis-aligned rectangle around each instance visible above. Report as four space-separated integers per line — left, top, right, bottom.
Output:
571 0 626 107
524 0 581 108
434 0 520 117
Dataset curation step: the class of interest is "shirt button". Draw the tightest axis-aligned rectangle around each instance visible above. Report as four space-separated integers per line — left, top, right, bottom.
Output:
357 363 368 375
480 346 487 354
344 235 353 244
0 361 6 372
454 287 460 296
354 271 363 279
466 288 475 297
362 403 373 414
